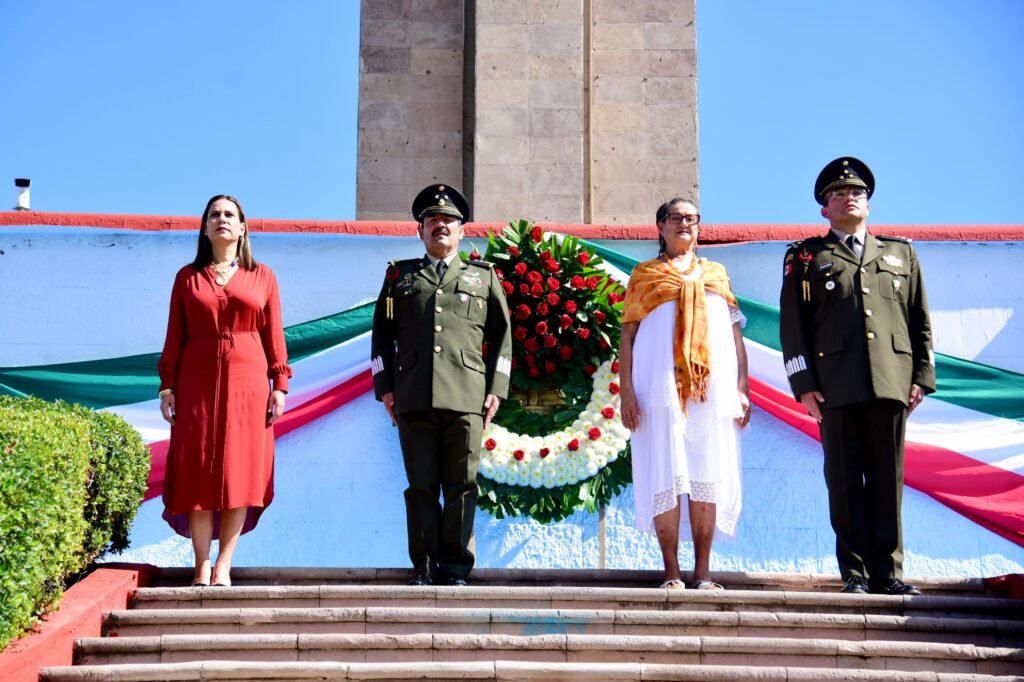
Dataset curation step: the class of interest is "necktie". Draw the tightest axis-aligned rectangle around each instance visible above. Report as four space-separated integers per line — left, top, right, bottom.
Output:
846 235 861 259
435 260 447 280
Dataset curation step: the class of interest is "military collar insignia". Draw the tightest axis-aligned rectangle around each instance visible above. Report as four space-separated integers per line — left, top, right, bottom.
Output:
882 254 904 268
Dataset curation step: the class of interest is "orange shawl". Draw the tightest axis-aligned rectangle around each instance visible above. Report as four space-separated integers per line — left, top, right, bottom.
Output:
622 257 738 409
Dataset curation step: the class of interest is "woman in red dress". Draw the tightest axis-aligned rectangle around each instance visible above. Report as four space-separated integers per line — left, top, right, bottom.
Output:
158 195 291 587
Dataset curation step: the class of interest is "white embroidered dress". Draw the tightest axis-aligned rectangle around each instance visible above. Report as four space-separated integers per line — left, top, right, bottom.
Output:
629 263 746 536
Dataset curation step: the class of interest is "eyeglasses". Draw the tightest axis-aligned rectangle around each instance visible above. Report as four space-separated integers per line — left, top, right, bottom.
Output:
828 188 867 201
664 213 700 226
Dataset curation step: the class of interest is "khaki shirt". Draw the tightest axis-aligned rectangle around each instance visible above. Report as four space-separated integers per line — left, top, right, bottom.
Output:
779 231 936 408
371 256 512 415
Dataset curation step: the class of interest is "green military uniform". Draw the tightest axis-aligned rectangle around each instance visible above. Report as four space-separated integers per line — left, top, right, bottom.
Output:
780 225 936 587
371 254 512 581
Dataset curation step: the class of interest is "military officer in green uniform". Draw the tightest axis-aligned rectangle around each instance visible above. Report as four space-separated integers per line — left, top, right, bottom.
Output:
779 157 935 596
371 183 512 586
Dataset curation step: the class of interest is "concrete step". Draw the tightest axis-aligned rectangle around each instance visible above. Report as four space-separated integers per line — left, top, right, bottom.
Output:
72 631 1024 672
149 567 989 596
128 586 1024 621
38 659 1024 681
100 605 1024 645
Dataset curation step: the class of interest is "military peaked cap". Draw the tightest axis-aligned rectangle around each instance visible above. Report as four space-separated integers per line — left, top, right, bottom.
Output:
814 157 875 205
411 183 471 222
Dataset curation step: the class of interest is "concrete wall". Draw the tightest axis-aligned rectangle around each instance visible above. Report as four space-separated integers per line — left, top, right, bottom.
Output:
3 227 1021 578
356 0 699 224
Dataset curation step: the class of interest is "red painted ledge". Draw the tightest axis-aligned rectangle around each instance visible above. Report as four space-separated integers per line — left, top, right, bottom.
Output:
0 564 156 682
2 212 1022 243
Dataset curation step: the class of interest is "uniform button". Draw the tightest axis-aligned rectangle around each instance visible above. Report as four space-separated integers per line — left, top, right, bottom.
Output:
866 332 876 340
435 306 443 313
865 309 873 317
818 352 824 357
862 287 870 294
861 267 867 274
434 325 442 332
437 289 443 295
433 345 442 353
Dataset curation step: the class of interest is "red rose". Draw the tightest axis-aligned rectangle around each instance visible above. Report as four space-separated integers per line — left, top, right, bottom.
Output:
602 407 615 419
513 449 525 461
584 364 597 376
530 226 543 243
514 304 531 321
570 275 586 289
524 338 540 352
577 328 591 340
595 310 607 324
598 339 609 350
528 366 541 378
514 262 528 276
470 249 482 260
558 345 573 360
536 302 549 316
543 334 557 349
547 277 560 291
495 268 504 280
611 360 620 373
485 438 497 451
539 250 553 261
588 427 602 440
502 281 514 296
539 447 550 458
519 283 530 295
609 382 620 394
547 293 560 306
559 314 573 329
524 354 536 366
535 321 548 335
526 270 542 285
568 438 580 451
508 246 520 257
586 276 600 289
531 283 544 297
608 291 623 304
543 260 561 274
544 360 557 374
577 252 590 266
514 326 528 341
564 300 578 314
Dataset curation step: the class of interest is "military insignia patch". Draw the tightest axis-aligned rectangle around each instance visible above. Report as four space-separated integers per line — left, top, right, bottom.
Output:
784 262 793 276
396 273 415 291
458 293 469 303
461 272 482 288
882 255 903 268
799 251 813 263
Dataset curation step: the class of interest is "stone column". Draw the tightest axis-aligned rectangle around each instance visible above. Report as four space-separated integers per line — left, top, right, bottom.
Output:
356 0 465 221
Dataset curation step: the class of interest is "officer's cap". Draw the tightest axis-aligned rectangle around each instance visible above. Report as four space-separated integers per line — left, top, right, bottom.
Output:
814 157 875 205
411 184 470 222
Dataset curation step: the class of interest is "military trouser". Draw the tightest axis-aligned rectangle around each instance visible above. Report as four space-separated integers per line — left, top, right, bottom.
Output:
396 409 482 581
820 399 907 585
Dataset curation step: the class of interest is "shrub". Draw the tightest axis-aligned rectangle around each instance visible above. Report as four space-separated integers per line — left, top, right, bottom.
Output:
0 396 150 650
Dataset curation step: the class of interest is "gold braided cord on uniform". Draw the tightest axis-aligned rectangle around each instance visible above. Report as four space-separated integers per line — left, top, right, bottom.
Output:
622 258 738 411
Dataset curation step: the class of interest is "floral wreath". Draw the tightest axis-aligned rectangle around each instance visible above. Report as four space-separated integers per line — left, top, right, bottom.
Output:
466 220 632 524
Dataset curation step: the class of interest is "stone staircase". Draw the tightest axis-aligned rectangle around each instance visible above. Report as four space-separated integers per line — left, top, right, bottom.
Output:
40 568 1024 681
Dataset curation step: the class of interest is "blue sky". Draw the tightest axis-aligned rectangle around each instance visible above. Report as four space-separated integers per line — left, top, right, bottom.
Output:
1 1 1021 224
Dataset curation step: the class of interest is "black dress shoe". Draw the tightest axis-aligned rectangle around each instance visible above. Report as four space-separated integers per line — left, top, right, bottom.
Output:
840 576 869 594
446 577 469 586
871 579 921 596
408 574 433 586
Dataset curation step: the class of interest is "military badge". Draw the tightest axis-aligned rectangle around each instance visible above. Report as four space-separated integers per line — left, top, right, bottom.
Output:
798 250 813 263
462 272 482 288
396 273 415 291
784 262 793 276
882 255 903 268
825 281 836 291
459 293 470 304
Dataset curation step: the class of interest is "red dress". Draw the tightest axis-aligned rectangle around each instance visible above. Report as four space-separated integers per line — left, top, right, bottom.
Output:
157 263 291 537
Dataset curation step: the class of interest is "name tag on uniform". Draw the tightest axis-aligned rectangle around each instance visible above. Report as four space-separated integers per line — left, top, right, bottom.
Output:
816 262 833 272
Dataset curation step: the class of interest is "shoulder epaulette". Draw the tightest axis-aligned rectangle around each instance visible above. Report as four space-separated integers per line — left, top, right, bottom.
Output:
466 259 494 269
877 234 911 244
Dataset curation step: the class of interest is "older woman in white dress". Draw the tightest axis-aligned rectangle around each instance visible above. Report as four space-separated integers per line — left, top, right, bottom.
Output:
619 198 750 590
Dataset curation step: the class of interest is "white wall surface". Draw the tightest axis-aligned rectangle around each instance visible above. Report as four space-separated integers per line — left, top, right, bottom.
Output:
3 226 1021 577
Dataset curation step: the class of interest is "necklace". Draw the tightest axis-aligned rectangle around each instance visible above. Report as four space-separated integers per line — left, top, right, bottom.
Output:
663 252 700 276
210 259 238 286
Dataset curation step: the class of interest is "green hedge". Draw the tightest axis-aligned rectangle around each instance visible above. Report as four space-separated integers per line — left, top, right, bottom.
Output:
0 396 150 650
